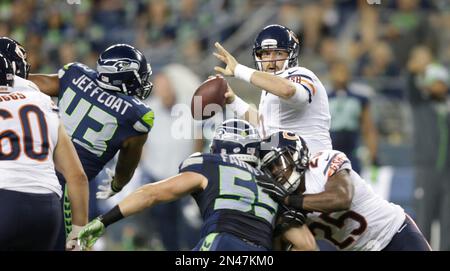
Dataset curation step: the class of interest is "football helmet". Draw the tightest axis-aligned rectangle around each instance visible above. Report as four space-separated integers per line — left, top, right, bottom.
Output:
210 119 261 165
0 54 15 87
96 44 153 100
252 24 300 72
260 131 309 193
0 37 30 79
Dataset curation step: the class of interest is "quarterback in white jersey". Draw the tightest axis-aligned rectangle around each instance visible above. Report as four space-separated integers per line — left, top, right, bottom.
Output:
257 131 431 251
0 52 88 250
213 24 331 153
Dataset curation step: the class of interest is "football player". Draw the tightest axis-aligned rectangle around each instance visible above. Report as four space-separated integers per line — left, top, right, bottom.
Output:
0 55 88 250
256 131 431 251
213 24 331 153
26 43 154 249
77 120 316 251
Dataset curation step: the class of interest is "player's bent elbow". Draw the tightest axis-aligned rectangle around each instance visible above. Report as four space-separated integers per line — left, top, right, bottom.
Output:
281 84 296 99
335 191 352 210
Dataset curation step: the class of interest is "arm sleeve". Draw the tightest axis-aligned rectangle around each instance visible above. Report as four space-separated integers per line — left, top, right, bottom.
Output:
282 74 317 106
324 152 352 178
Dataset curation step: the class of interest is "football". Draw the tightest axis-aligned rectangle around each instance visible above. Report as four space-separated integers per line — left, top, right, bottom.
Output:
191 75 228 120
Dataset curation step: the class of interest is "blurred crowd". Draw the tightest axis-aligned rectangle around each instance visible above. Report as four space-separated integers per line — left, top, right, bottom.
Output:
2 0 449 250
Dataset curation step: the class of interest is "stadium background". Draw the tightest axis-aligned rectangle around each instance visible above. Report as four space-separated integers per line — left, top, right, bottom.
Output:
1 0 449 250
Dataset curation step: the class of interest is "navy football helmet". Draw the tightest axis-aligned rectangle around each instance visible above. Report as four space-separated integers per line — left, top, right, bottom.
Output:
0 37 30 79
96 44 153 100
0 54 15 87
260 131 309 193
210 119 261 165
252 24 300 72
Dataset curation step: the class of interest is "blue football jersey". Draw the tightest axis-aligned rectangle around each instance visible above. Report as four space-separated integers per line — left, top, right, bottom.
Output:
57 62 154 180
178 153 278 249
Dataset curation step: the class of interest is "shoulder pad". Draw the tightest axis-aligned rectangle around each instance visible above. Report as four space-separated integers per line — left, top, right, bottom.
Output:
179 153 205 171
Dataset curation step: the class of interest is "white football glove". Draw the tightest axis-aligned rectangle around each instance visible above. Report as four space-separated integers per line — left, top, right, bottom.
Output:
66 224 84 251
96 168 121 200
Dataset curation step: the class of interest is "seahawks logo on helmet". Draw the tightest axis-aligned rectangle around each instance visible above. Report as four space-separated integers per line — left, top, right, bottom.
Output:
99 58 140 72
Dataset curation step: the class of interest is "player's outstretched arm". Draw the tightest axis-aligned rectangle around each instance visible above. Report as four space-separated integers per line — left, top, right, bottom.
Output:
287 170 354 213
54 124 89 250
213 42 298 99
28 74 60 97
79 172 207 250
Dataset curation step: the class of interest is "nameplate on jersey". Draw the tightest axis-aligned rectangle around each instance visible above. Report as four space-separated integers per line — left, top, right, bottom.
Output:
71 74 133 115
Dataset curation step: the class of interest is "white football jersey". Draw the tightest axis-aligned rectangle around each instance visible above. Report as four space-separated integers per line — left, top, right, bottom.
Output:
258 66 332 153
0 84 62 197
304 150 405 251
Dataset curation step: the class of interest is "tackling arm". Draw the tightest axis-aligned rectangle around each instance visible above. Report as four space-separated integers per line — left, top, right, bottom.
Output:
28 74 60 97
297 170 354 213
78 172 207 249
119 172 207 217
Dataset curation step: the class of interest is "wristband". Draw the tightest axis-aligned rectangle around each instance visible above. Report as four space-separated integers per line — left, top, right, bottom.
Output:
111 179 122 193
99 205 124 227
234 64 255 83
287 195 304 210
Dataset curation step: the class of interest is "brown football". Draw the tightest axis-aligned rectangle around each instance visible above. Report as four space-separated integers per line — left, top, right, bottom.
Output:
191 76 227 120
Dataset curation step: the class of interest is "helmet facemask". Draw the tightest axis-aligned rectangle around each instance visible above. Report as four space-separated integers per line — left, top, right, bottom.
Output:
254 49 290 74
261 145 308 194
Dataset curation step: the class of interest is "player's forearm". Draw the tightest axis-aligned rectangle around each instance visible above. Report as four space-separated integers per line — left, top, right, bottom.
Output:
95 185 158 228
287 190 351 213
251 71 296 99
66 175 89 226
28 74 60 96
113 162 136 190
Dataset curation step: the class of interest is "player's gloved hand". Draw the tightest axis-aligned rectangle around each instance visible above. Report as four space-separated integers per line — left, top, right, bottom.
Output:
66 225 84 251
96 168 121 199
274 206 307 237
280 206 307 226
255 174 289 203
77 218 105 250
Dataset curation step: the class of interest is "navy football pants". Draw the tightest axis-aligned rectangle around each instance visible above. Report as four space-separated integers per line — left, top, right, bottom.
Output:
382 214 432 251
0 189 61 250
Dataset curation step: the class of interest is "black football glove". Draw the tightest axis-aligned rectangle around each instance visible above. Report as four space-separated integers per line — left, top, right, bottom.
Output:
255 174 289 203
274 206 307 237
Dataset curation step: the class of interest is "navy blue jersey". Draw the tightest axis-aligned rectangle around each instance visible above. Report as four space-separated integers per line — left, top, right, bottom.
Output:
57 63 154 180
178 153 278 249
